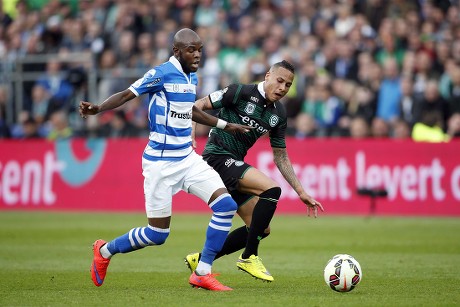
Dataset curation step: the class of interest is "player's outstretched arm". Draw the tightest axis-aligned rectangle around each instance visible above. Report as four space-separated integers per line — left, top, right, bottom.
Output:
192 97 252 134
79 89 136 119
272 147 324 217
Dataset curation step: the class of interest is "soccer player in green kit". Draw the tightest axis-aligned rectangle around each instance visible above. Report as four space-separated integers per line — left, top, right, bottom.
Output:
185 60 324 282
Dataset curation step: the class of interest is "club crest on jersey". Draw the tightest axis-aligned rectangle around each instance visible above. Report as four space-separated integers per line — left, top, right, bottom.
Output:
245 103 256 115
269 115 279 127
235 161 244 167
173 84 180 92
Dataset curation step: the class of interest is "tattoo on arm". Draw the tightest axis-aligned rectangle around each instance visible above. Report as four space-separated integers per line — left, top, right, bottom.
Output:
195 96 212 111
273 147 303 194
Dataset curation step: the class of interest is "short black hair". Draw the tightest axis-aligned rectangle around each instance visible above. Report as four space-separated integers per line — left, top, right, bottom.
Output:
273 60 295 74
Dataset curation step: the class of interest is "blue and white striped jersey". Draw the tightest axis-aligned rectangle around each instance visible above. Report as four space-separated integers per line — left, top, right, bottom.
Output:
129 56 198 161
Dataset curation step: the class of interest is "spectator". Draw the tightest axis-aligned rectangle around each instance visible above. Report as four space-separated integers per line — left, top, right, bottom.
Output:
83 20 105 56
194 0 219 28
47 110 73 140
21 116 41 139
0 3 13 29
447 113 460 139
41 14 64 53
30 84 52 125
0 84 10 138
60 18 90 53
199 39 222 97
10 110 30 138
334 3 356 38
357 52 382 93
376 57 401 122
412 50 438 98
35 59 74 111
413 79 450 128
371 117 390 138
66 67 89 136
153 28 172 64
0 115 10 138
346 85 376 124
412 110 448 142
398 76 417 127
97 49 121 102
348 116 370 139
133 32 155 72
438 59 457 101
100 110 139 138
325 39 359 81
375 32 405 67
114 30 136 68
301 84 335 136
392 119 412 139
290 112 317 139
445 64 460 115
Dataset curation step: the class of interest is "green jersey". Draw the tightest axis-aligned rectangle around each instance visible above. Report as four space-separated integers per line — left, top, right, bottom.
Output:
203 82 287 160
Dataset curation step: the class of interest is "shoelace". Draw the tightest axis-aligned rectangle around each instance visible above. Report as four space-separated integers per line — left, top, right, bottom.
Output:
205 273 226 288
253 257 268 272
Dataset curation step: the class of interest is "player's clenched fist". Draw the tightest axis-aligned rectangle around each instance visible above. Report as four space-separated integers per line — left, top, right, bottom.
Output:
79 101 100 118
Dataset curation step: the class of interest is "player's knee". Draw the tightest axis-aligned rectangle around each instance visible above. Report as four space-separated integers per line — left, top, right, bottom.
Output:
260 186 282 201
210 193 238 214
144 226 170 246
263 226 271 238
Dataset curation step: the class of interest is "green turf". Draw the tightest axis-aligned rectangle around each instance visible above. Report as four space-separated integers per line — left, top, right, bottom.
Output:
0 212 459 306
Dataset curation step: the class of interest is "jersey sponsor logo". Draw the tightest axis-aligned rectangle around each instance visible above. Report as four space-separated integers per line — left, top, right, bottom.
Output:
250 96 259 103
239 114 268 134
269 115 279 127
244 103 256 115
170 110 192 119
146 78 161 87
235 161 244 167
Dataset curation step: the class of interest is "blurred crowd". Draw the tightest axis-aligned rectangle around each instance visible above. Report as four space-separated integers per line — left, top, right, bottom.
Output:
0 0 460 142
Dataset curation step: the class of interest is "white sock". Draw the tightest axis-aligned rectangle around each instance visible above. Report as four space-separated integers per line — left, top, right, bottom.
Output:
195 261 211 275
100 244 113 259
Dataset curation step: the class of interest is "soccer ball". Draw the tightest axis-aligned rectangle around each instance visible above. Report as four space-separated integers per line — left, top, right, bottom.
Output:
324 254 362 292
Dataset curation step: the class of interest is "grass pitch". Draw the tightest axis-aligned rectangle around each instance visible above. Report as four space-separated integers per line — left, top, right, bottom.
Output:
0 211 459 306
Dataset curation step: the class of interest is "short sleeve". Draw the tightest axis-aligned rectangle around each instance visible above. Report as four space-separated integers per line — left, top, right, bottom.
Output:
129 68 164 96
208 83 240 109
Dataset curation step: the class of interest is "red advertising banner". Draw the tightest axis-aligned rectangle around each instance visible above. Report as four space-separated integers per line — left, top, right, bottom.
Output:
0 138 459 216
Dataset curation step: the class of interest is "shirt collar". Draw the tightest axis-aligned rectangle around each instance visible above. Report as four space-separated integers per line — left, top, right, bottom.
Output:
169 55 192 84
169 56 184 73
257 81 276 108
257 81 266 98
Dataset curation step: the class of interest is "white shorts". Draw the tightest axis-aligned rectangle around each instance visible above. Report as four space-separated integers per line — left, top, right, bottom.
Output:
142 151 226 218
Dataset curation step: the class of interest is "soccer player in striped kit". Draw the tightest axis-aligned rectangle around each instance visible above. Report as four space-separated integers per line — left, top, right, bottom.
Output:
79 28 251 291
